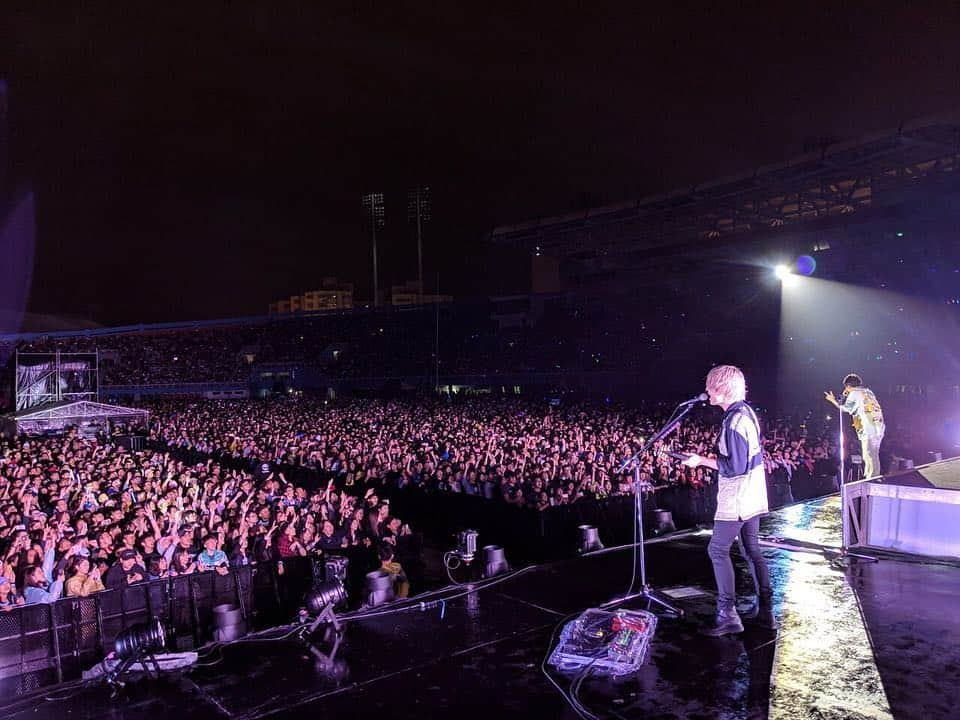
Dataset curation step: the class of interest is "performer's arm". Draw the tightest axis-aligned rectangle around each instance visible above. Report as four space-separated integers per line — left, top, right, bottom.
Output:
825 390 858 415
682 454 717 471
716 422 750 478
685 418 749 475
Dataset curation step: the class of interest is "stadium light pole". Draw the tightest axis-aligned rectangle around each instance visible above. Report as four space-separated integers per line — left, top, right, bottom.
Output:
435 271 440 393
362 193 385 307
407 186 431 304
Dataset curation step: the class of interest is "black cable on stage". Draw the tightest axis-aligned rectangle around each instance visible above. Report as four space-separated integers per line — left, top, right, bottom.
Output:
540 610 603 720
340 565 537 623
0 677 96 714
569 663 601 720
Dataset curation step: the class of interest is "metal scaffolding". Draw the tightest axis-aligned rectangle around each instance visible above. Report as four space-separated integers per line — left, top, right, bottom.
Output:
3 400 149 436
15 350 99 412
491 114 960 260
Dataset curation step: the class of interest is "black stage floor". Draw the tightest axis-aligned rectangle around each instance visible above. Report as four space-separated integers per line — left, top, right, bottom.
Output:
3 495 958 720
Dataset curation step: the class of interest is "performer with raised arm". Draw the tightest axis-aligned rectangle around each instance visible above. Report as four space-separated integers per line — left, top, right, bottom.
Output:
824 373 885 480
682 365 775 635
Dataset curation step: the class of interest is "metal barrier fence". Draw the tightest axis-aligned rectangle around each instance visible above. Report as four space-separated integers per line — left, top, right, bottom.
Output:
0 558 322 696
386 484 719 563
387 467 838 563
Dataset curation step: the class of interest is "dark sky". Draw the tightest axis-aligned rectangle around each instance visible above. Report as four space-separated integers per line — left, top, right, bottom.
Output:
3 2 960 326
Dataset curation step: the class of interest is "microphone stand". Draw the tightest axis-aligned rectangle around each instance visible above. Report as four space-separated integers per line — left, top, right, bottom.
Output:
824 403 877 565
605 402 700 617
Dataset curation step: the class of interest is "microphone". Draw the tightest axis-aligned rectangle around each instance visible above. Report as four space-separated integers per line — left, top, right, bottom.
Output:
680 393 708 405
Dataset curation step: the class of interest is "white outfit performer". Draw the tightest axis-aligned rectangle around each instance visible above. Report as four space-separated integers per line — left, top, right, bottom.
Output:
683 365 774 635
826 373 885 479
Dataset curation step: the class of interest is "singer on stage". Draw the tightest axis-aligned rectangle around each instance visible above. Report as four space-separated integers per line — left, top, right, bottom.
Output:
824 373 885 480
682 365 774 636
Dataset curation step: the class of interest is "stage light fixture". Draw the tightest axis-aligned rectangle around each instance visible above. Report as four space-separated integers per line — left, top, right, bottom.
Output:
300 581 346 670
323 555 349 586
456 529 479 563
105 617 166 686
481 545 509 578
364 570 396 607
650 509 676 536
114 617 166 660
306 579 347 615
578 524 604 554
213 603 247 642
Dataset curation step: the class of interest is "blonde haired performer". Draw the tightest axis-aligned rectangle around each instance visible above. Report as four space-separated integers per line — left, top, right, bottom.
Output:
682 365 775 635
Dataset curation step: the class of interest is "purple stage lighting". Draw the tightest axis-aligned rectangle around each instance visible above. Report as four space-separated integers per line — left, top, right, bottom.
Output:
797 255 817 276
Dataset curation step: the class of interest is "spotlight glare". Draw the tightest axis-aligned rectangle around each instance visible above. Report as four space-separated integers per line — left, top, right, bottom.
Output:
796 254 817 276
774 264 798 286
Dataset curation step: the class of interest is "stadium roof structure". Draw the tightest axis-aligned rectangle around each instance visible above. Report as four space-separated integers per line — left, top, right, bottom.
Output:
491 114 960 260
2 400 149 436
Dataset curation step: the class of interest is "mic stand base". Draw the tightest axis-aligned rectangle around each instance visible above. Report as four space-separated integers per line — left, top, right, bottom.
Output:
831 418 879 568
603 585 684 617
822 546 878 568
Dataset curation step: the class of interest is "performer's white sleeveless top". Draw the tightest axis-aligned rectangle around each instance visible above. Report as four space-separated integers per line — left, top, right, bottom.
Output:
716 404 768 522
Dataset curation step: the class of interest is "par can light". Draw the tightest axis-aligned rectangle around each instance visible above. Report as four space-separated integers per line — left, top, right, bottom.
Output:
114 617 166 660
306 579 347 614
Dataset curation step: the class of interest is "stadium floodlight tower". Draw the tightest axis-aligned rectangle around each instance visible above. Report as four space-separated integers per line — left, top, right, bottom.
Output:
406 185 431 304
362 192 385 307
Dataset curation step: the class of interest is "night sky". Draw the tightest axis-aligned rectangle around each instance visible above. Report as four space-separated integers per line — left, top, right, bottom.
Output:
3 3 960 326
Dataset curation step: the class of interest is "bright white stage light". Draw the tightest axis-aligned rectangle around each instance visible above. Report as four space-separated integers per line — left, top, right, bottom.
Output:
774 264 797 285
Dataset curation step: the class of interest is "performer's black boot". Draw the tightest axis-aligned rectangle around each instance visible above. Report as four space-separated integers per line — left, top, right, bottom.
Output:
701 607 744 637
743 591 777 629
755 591 777 630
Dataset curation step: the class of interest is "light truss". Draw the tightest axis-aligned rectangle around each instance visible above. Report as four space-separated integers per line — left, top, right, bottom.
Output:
8 400 150 435
491 115 960 258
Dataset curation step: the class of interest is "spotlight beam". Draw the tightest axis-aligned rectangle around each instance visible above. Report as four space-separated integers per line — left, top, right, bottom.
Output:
774 264 798 286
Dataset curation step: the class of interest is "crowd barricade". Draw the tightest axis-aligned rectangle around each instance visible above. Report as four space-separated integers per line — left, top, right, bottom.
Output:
0 550 384 695
0 562 292 695
387 467 834 562
386 484 722 562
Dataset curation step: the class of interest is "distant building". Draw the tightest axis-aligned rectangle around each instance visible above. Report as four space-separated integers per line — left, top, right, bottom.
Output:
268 278 354 314
390 280 453 306
270 298 291 314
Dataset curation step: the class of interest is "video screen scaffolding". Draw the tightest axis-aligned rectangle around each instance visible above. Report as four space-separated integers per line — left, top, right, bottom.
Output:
15 350 99 411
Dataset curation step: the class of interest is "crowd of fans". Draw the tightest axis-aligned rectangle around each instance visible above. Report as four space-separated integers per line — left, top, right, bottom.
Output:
146 397 835 505
0 425 416 609
0 391 837 609
2 312 460 387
